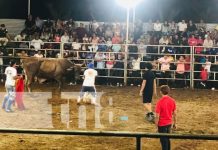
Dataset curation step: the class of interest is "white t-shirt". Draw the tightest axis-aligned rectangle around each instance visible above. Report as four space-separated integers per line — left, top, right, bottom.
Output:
61 35 69 43
205 61 211 72
178 22 187 32
132 58 141 70
153 23 162 31
83 69 98 87
158 57 171 71
31 39 44 50
5 66 17 86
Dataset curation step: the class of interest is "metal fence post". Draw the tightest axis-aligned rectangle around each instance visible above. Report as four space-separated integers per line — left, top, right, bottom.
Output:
136 136 141 150
124 44 128 86
60 42 64 58
191 46 194 89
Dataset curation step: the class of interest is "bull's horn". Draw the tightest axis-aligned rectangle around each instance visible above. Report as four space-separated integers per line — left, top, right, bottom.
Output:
75 64 83 67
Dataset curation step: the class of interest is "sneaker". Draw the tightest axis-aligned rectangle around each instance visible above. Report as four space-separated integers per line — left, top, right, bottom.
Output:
117 83 119 87
130 84 133 86
5 109 13 113
77 97 81 104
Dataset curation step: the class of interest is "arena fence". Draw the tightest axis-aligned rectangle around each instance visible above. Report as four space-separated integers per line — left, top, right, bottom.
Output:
1 41 218 89
0 128 218 150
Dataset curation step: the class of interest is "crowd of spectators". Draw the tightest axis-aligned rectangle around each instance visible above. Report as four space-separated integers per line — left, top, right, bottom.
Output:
0 15 218 88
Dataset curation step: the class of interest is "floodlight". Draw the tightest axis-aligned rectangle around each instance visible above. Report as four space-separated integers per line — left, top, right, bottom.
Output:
116 0 143 8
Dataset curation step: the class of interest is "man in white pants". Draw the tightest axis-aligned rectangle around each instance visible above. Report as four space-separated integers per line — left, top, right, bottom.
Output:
2 61 21 112
77 63 98 105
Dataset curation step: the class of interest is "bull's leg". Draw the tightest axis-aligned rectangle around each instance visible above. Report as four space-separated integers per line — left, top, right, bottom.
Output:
25 76 33 93
57 77 63 91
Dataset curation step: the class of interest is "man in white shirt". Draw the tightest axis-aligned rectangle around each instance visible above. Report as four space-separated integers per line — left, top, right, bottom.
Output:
178 20 187 32
77 63 98 105
30 35 44 51
2 61 21 112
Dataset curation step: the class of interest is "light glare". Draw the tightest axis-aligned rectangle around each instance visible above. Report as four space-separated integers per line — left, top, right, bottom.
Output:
116 0 143 8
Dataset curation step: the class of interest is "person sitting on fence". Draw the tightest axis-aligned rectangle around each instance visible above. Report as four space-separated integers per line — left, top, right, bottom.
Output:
0 24 10 49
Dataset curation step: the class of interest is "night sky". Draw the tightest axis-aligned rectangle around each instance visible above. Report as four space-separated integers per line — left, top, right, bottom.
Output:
0 0 218 22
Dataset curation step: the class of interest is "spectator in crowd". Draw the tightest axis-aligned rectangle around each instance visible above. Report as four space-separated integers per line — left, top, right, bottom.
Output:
175 56 185 88
153 20 162 38
14 32 26 42
106 49 115 85
30 35 44 51
76 23 87 42
203 35 213 51
188 34 198 46
158 55 173 85
169 20 177 34
112 53 124 86
14 32 28 48
155 85 176 150
40 31 50 42
197 19 206 31
130 56 141 86
24 15 35 35
35 16 44 32
159 35 169 45
162 21 170 35
105 26 113 39
177 20 187 35
95 51 106 84
34 50 44 58
0 24 10 48
187 20 197 36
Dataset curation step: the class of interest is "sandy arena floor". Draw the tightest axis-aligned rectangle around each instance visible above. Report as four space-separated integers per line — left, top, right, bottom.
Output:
0 83 217 150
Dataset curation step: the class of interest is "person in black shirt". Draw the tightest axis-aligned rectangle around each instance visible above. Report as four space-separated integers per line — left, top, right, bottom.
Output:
140 63 157 122
0 24 10 47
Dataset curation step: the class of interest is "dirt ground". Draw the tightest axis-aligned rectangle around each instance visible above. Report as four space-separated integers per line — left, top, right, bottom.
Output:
0 83 218 150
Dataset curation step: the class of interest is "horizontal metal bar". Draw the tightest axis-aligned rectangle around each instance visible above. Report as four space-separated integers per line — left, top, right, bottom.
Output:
0 128 218 140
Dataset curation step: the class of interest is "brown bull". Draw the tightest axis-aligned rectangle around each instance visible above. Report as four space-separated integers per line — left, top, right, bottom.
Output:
22 58 82 92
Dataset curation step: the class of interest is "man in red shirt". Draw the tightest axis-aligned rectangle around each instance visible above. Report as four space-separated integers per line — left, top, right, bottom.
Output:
155 85 177 150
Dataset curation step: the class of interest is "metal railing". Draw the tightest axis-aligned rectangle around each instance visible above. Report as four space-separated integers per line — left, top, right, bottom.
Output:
1 41 218 88
0 128 218 150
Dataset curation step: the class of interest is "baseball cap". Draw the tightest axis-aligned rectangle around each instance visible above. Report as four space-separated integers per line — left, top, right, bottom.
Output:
87 63 94 69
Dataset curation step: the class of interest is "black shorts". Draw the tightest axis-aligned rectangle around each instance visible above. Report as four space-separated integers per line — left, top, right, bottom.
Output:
80 86 96 97
143 92 153 103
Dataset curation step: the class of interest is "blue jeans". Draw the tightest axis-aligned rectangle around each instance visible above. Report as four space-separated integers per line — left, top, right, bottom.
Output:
2 85 15 111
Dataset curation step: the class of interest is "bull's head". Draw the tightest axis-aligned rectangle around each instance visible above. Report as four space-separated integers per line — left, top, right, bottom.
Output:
73 64 83 81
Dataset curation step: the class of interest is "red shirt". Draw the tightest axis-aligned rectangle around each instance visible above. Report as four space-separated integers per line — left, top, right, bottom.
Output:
185 57 191 71
155 95 176 126
200 69 208 81
188 37 197 46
